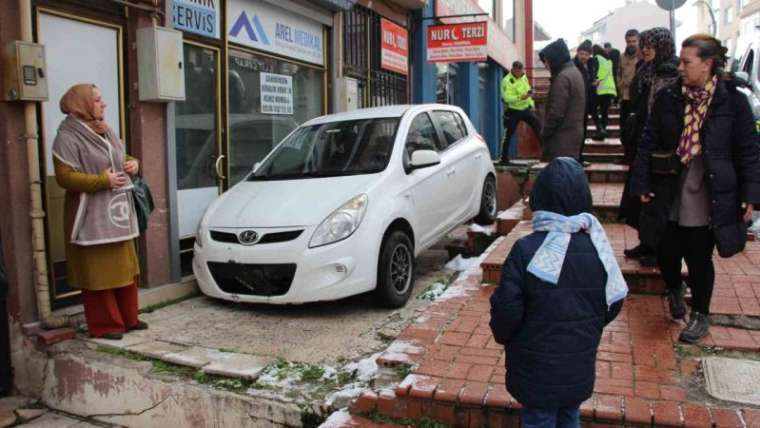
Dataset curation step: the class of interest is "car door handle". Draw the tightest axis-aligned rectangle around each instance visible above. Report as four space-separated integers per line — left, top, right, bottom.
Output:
474 153 483 159
446 169 456 177
215 155 226 180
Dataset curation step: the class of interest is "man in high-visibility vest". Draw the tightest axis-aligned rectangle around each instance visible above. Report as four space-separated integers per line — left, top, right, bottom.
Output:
500 61 542 165
592 45 617 140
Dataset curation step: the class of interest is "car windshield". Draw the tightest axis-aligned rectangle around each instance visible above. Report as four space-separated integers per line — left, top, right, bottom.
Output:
249 117 400 180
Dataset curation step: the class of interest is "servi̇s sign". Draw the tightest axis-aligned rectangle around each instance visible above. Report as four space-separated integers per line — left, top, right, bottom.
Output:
227 0 324 66
173 0 220 39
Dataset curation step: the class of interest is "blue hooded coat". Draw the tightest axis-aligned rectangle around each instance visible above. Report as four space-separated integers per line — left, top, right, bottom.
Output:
489 158 623 409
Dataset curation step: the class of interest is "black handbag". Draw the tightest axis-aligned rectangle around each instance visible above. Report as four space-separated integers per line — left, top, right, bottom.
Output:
650 150 681 176
132 175 154 233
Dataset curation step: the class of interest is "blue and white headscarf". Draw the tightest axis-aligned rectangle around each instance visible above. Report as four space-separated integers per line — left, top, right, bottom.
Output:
527 210 628 307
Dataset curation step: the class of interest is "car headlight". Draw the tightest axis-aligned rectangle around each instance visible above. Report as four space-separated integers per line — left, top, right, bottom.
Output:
309 194 368 248
196 222 205 248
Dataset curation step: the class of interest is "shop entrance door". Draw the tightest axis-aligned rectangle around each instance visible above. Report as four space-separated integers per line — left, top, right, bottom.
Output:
176 43 222 275
37 9 124 308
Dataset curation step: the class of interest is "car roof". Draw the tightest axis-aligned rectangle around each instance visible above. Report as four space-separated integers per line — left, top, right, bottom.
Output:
303 104 464 126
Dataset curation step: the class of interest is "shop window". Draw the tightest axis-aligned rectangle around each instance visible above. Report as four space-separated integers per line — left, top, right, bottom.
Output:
436 63 457 105
344 6 408 107
228 50 325 185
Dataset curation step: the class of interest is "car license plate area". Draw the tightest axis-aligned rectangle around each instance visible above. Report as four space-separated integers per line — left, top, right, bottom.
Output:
207 262 296 297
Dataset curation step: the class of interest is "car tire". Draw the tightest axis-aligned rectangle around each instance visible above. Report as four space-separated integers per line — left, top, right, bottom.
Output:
474 175 497 225
375 230 415 308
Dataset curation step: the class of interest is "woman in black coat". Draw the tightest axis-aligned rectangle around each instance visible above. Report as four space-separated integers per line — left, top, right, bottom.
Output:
631 34 760 343
620 28 679 267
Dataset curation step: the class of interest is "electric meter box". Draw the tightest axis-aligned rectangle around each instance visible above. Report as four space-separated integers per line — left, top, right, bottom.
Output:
136 26 185 102
336 77 359 112
3 41 48 101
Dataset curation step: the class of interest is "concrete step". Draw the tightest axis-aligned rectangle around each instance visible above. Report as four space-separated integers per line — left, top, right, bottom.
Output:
496 200 528 236
530 162 628 183
482 222 666 291
587 125 621 139
584 139 624 155
583 153 625 164
590 182 623 220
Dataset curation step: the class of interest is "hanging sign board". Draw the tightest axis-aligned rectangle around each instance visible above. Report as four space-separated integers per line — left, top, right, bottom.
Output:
228 0 324 66
380 19 409 75
172 0 221 39
427 21 487 63
260 72 294 115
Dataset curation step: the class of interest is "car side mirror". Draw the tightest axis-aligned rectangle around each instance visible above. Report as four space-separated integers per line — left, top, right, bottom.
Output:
735 71 750 87
409 149 441 170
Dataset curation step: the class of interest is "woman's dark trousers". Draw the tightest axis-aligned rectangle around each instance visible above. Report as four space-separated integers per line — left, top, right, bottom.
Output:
593 95 614 132
657 222 716 314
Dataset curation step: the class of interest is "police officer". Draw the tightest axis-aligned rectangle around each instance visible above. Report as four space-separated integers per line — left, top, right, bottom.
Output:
500 61 542 165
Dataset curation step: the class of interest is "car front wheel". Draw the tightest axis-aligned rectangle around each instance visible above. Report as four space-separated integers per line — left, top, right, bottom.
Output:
474 175 497 225
375 230 414 308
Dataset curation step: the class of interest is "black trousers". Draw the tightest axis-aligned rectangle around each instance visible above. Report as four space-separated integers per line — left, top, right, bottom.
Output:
593 95 614 131
657 222 716 314
501 108 542 161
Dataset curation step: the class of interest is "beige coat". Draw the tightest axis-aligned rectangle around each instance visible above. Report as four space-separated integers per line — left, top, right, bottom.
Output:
618 52 639 101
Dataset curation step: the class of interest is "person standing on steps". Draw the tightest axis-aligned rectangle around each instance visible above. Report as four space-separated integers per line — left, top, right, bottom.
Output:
53 83 149 341
621 28 679 268
539 39 586 161
631 35 760 344
618 29 641 163
500 61 542 165
490 157 626 428
592 45 618 141
604 42 622 104
575 40 597 164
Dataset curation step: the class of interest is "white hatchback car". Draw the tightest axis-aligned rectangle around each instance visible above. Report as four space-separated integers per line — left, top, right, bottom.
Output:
193 104 497 308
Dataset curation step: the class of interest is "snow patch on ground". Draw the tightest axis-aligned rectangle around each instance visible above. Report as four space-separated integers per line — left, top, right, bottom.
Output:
342 352 380 382
418 282 448 301
320 409 352 427
469 223 494 236
445 254 481 273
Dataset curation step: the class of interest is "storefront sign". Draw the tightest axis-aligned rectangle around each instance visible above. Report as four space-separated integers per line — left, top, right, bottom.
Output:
380 19 408 75
260 72 294 115
433 0 515 68
427 22 487 63
172 0 220 39
228 0 324 66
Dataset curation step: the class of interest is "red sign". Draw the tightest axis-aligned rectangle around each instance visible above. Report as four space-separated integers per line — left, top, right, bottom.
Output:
427 21 488 63
380 18 408 75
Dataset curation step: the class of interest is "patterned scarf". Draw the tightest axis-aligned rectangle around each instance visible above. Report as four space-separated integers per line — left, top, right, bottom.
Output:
678 75 718 163
527 211 628 308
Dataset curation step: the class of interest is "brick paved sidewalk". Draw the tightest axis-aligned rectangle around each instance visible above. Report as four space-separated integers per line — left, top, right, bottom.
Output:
343 223 760 427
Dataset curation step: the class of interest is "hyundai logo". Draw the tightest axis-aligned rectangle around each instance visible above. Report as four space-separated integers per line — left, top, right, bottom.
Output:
238 230 258 245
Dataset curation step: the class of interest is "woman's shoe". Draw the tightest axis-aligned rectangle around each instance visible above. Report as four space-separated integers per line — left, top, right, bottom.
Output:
679 312 710 343
624 244 646 259
98 332 123 340
128 320 149 331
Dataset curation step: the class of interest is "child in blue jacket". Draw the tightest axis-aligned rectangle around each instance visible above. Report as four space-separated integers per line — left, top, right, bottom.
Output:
489 157 626 428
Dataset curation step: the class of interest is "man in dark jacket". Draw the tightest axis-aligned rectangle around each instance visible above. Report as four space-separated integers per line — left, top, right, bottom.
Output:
490 158 625 428
575 40 596 163
539 39 587 161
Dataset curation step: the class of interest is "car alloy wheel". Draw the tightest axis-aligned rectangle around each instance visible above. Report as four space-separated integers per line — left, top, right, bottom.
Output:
390 243 412 294
484 178 497 218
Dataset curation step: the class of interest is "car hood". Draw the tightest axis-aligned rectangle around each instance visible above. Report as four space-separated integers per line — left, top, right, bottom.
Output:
207 175 380 228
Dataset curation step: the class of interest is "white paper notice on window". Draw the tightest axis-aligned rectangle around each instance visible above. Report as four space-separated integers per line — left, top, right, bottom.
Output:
260 72 294 115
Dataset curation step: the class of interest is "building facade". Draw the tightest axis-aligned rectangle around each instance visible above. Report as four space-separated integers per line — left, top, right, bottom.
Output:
0 0 531 395
580 0 671 51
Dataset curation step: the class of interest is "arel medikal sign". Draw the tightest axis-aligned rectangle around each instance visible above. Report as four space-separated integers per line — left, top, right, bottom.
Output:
173 0 220 39
228 0 324 66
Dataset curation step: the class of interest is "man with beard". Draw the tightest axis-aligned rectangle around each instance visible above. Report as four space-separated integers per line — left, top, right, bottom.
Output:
618 29 642 164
